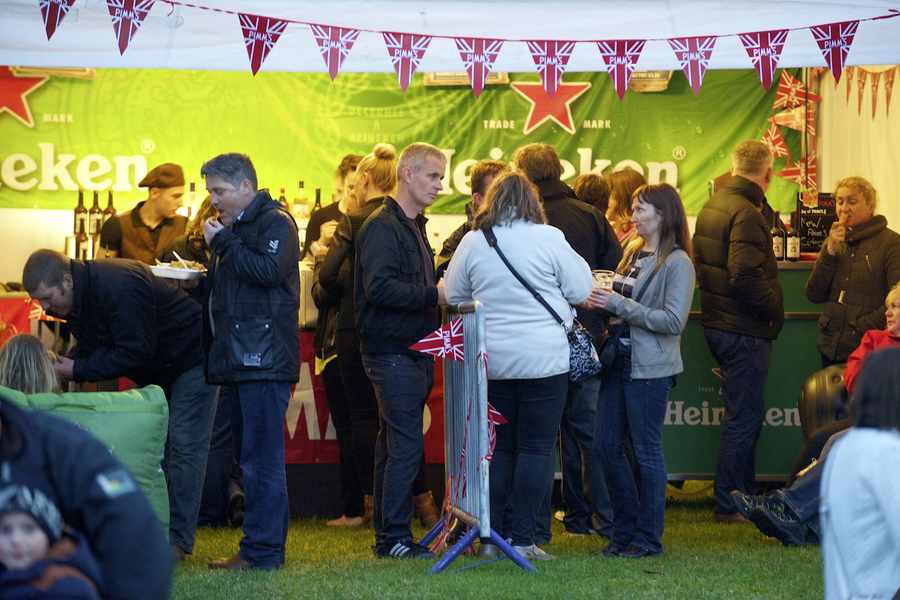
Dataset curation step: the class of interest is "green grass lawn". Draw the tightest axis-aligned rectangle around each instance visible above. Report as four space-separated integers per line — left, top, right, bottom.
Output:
173 499 823 600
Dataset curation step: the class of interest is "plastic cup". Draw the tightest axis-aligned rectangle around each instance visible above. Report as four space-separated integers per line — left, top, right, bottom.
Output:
592 269 614 291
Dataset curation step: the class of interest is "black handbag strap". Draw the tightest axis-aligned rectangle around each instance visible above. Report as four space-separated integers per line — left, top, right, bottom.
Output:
483 228 566 327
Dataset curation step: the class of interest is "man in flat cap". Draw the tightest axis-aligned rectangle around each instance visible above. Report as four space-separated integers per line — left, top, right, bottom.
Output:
98 163 188 264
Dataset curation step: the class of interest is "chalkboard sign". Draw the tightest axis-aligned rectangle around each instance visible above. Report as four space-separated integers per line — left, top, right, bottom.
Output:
799 193 836 254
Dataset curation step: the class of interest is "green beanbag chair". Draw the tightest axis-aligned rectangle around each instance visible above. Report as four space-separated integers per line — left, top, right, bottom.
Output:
0 384 170 531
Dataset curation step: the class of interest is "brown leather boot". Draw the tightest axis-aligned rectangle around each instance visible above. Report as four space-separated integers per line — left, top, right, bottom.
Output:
362 494 374 527
413 491 440 529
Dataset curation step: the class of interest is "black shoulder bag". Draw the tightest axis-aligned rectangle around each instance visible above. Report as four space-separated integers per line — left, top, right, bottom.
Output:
483 227 600 383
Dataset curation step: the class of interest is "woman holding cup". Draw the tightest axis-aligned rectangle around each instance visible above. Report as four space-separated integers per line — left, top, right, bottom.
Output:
587 183 695 558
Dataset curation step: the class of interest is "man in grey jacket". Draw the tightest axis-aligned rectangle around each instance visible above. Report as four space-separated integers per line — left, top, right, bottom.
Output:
692 140 784 522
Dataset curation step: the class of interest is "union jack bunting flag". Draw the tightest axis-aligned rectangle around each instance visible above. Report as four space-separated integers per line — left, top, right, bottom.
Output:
856 68 868 116
409 318 464 361
777 150 817 192
39 0 77 40
485 402 508 462
771 105 817 137
761 121 790 159
668 35 717 95
773 70 822 110
738 29 789 90
870 71 882 118
845 66 855 104
596 39 645 100
885 67 897 117
454 37 503 97
526 40 576 97
382 32 432 92
238 13 288 75
106 0 155 55
810 20 859 84
310 24 359 81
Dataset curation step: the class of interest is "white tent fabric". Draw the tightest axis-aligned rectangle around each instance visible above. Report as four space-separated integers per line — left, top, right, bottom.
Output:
1 0 900 73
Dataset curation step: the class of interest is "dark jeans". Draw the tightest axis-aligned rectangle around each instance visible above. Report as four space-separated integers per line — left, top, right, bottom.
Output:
705 328 772 514
598 351 673 553
779 428 848 534
489 374 568 547
164 365 218 553
560 375 613 535
198 386 243 526
337 331 377 496
322 358 363 517
231 381 291 568
789 419 849 482
362 353 433 547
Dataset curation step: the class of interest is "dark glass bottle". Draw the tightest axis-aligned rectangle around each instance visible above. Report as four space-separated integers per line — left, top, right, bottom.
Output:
786 211 801 261
75 220 90 260
770 211 785 261
88 191 103 236
73 190 87 234
313 188 322 211
102 190 116 223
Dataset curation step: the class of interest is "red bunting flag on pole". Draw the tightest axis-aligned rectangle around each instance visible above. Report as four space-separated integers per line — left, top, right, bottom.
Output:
310 25 359 81
885 67 897 117
810 20 859 84
238 13 288 75
668 35 717 95
454 37 503 97
39 0 77 40
485 402 508 462
856 68 868 116
106 0 155 55
383 32 432 92
738 29 789 90
771 105 817 137
773 70 822 110
595 39 646 100
778 150 817 192
870 71 882 119
762 121 790 158
526 40 576 97
409 318 464 361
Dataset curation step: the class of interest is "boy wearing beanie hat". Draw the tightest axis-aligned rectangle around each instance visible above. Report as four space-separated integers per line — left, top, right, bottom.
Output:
98 162 188 264
0 485 102 599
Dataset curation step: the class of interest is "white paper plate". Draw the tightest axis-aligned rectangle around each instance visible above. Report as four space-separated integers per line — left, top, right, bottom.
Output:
150 265 205 280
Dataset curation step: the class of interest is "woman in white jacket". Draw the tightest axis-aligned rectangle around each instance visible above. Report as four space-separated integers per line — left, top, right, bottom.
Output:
589 183 695 559
443 172 592 561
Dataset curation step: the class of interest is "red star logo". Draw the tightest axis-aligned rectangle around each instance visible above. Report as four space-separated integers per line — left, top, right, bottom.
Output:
511 80 591 135
0 67 48 127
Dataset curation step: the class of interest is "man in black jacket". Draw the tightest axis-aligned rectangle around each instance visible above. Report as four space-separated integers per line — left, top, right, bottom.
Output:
0 394 172 599
201 153 299 570
692 140 784 521
355 142 447 559
22 250 217 560
513 143 622 540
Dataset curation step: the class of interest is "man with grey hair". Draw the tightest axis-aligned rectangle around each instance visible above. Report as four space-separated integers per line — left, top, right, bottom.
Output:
200 153 300 570
692 139 784 522
354 142 447 559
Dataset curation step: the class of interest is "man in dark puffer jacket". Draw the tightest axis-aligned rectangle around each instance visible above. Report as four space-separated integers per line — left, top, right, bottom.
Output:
805 175 900 365
693 140 784 521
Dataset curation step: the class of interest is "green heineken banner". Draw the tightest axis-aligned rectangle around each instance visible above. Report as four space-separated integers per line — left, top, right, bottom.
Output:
0 65 801 214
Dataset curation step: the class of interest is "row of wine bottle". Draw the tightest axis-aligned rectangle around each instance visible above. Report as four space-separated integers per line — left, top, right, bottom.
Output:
72 190 117 260
771 211 801 261
276 180 323 216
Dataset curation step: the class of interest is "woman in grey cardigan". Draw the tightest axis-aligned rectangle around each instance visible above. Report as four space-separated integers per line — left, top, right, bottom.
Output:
588 183 695 558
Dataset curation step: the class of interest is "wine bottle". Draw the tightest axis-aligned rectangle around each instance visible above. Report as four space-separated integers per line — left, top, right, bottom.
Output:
73 190 87 234
278 187 289 210
786 211 801 261
88 191 103 236
293 180 308 219
313 188 322 211
102 190 116 223
770 211 785 261
75 220 90 261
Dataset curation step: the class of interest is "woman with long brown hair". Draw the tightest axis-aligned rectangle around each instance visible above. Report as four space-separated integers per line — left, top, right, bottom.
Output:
588 183 695 558
605 168 647 244
0 333 58 394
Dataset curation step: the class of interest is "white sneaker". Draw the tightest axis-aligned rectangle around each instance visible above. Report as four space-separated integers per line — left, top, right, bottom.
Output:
513 544 555 561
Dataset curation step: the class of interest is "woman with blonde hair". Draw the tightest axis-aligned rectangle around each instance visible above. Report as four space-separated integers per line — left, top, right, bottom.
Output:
444 171 592 560
589 183 695 558
605 168 647 243
0 333 58 394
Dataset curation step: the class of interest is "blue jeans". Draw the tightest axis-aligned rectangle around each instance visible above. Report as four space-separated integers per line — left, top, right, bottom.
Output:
165 365 218 553
704 328 772 514
489 374 568 547
232 381 290 568
598 352 673 553
362 353 433 547
560 375 613 535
